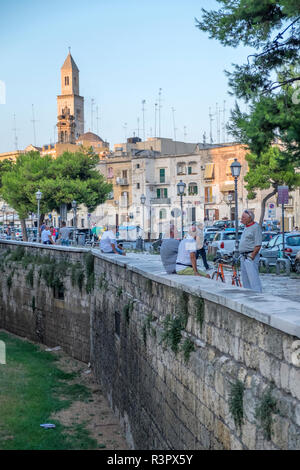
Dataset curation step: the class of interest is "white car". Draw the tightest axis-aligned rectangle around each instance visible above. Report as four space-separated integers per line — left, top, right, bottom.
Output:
211 229 243 255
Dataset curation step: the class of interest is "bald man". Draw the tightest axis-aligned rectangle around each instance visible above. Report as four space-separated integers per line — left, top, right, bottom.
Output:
239 210 262 293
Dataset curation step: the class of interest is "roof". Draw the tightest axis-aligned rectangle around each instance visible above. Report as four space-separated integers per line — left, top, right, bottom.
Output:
61 52 79 72
76 132 104 143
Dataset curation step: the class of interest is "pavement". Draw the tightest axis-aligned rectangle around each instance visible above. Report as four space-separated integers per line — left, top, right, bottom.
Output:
203 261 300 303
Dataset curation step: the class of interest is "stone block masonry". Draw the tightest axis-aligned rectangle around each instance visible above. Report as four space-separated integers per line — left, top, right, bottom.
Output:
0 240 299 450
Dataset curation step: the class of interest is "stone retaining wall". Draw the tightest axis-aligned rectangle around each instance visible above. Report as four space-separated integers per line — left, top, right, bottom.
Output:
0 241 299 450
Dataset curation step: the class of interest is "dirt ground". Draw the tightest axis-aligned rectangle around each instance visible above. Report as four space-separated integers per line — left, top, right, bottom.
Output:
47 347 129 450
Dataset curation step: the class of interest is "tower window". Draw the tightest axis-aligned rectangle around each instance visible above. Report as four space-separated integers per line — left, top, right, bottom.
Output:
65 76 69 86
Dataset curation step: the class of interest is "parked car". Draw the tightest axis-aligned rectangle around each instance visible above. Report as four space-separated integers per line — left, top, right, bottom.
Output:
212 220 234 230
295 251 300 274
211 229 243 256
260 232 300 265
261 231 278 247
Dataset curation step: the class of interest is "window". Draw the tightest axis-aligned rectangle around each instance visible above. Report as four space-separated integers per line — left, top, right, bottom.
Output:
204 163 214 179
137 183 140 189
188 184 198 196
159 209 167 219
188 166 192 175
205 187 213 203
107 167 114 178
122 170 128 180
177 164 185 175
136 164 140 169
157 188 168 199
159 168 165 183
225 159 235 176
287 236 300 246
64 76 69 86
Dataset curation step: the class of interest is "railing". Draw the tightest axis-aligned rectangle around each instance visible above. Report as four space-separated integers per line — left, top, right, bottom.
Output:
150 198 171 205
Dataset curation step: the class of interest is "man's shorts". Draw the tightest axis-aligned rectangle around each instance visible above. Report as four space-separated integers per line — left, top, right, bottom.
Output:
176 267 206 276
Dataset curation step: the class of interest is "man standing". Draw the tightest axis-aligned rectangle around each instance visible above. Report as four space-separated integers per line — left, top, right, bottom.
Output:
160 224 180 274
195 223 210 271
239 210 262 293
58 221 71 246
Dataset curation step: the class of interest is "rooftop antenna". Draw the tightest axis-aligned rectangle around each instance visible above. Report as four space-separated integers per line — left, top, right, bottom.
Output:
142 100 146 141
96 105 100 136
91 98 95 133
203 131 207 145
209 107 214 143
31 104 37 146
184 126 187 141
123 122 127 142
171 107 177 154
158 88 162 138
154 102 158 138
137 117 140 138
216 102 221 143
222 100 226 143
12 114 19 151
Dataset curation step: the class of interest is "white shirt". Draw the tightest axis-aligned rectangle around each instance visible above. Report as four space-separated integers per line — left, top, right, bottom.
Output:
41 229 51 243
100 230 116 253
176 236 196 272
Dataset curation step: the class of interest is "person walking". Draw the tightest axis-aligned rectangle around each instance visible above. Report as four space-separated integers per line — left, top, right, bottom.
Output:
239 210 262 293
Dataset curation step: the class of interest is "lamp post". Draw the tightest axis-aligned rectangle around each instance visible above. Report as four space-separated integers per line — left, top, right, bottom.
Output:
72 200 77 244
177 180 186 240
1 204 6 228
230 159 242 257
227 193 233 220
35 190 42 243
140 194 146 250
87 213 91 242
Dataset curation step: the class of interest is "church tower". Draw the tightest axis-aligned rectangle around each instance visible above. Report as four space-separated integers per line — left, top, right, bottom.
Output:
57 52 84 143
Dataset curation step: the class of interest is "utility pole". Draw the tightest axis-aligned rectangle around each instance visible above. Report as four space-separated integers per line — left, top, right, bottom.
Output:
154 102 158 138
123 122 127 142
184 126 187 141
222 100 226 143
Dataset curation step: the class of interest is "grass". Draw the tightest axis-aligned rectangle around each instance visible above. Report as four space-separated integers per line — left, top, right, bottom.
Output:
0 331 98 450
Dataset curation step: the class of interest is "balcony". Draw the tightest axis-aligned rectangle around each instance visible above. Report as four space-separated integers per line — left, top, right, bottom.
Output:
116 177 129 186
150 198 171 205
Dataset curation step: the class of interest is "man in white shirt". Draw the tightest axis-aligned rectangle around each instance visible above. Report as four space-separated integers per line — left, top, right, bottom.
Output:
41 226 54 245
100 229 126 256
176 226 210 278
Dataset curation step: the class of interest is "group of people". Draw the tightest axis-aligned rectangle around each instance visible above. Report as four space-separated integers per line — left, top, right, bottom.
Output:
40 221 72 246
160 209 263 293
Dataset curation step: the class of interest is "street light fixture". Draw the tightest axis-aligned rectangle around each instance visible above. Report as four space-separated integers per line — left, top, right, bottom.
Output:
140 194 146 250
177 180 186 240
227 193 233 220
230 159 241 256
35 190 42 243
72 200 77 244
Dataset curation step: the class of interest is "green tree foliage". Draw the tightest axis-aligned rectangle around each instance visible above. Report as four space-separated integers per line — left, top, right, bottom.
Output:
196 1 300 222
0 159 14 189
0 150 112 237
195 1 300 99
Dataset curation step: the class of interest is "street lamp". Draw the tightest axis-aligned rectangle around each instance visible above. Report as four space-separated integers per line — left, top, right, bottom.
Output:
72 200 77 244
87 212 91 242
230 159 241 256
35 190 42 243
177 180 186 240
140 194 146 250
227 193 233 220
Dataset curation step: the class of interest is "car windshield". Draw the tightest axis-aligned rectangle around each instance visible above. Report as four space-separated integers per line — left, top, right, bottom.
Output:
287 235 300 247
262 233 275 242
223 232 242 240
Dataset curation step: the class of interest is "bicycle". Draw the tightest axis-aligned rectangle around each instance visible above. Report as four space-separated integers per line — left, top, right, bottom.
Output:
212 255 242 287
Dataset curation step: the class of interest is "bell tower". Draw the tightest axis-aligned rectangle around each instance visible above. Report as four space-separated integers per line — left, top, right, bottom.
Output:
57 51 84 143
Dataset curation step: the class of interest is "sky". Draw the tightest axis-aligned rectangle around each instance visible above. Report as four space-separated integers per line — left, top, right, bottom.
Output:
0 0 253 153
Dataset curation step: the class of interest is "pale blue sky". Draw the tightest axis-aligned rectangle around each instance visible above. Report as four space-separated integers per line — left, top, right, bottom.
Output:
0 0 252 153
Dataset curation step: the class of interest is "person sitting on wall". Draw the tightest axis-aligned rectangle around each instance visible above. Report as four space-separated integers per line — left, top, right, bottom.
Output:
160 224 180 274
41 225 54 245
176 226 210 278
100 227 126 256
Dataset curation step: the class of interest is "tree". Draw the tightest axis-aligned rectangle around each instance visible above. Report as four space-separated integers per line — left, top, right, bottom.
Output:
0 150 112 240
196 1 300 222
195 1 300 99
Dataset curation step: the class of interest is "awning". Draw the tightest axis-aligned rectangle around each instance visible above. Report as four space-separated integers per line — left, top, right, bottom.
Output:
204 163 214 179
220 181 235 192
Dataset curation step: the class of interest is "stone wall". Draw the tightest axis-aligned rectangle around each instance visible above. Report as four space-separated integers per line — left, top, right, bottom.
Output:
0 240 299 450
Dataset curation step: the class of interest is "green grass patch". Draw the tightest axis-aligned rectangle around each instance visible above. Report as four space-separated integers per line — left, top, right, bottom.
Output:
0 331 98 450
